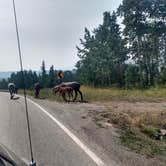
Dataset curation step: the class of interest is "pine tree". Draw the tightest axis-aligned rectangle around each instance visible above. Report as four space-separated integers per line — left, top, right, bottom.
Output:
48 65 55 88
41 60 47 87
76 12 128 87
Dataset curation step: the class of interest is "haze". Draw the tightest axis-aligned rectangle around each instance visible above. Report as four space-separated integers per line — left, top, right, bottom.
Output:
0 0 122 71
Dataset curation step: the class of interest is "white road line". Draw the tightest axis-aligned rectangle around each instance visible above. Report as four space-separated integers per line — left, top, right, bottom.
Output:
24 97 106 166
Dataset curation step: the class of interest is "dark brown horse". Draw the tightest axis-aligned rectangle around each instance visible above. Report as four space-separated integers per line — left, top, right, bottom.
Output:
53 81 83 101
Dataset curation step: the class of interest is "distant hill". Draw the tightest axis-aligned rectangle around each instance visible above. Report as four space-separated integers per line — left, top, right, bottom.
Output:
0 69 75 80
0 72 13 80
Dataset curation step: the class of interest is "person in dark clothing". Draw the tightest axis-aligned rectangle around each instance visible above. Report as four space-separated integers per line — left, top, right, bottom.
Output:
8 83 16 99
34 82 43 98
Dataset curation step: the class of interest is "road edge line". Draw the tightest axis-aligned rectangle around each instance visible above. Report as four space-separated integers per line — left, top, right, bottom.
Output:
23 97 106 166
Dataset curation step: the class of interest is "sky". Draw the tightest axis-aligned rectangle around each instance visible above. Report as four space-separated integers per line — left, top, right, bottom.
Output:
0 0 122 71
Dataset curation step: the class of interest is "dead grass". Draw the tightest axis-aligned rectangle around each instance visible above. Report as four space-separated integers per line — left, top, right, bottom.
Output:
23 86 166 102
93 103 166 160
20 87 166 161
82 86 166 102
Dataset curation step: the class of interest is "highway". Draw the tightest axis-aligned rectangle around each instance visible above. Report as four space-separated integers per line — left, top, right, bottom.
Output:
0 92 108 166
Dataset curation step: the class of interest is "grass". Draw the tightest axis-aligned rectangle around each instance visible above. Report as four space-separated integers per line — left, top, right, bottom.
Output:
21 86 166 160
24 88 63 101
94 108 166 160
82 86 166 102
23 86 166 102
120 125 166 157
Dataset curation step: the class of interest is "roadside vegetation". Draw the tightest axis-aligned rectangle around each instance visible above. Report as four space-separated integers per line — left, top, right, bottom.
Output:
93 100 166 161
24 86 166 102
81 86 166 102
18 86 166 164
25 86 166 161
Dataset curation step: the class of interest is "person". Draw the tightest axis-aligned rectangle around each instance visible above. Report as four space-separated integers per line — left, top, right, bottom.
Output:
8 83 16 99
34 82 43 98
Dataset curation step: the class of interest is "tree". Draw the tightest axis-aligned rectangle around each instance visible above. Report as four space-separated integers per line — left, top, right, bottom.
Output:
41 60 47 87
118 0 166 87
125 64 140 88
48 65 55 88
76 12 128 87
0 79 8 89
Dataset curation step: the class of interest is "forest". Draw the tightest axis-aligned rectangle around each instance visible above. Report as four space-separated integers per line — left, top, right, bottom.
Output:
0 0 166 89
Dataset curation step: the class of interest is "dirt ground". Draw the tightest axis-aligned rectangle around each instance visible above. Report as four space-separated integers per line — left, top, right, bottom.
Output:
32 97 166 166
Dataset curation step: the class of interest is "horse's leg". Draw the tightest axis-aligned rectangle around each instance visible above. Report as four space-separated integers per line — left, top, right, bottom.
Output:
68 92 70 102
78 89 83 101
64 93 67 102
62 93 67 102
71 91 74 101
73 90 77 101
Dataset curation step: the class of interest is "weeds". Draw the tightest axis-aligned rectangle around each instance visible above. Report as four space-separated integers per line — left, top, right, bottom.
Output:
22 86 166 102
94 107 166 160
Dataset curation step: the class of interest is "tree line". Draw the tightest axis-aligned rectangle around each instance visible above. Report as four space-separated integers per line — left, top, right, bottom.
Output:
0 0 166 89
76 0 166 88
0 61 76 89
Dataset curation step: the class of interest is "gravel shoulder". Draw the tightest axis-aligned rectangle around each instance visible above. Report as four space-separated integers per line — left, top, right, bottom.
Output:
29 97 166 166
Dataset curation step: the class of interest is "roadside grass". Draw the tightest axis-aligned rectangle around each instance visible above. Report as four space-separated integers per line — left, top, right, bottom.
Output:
94 108 166 160
20 86 166 160
24 89 63 101
23 86 166 102
82 86 166 102
120 126 166 157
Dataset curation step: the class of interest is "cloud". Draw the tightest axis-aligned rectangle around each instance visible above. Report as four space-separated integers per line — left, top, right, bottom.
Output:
0 0 122 71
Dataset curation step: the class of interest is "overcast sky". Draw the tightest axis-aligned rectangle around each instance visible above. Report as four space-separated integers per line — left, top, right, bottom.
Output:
0 0 122 71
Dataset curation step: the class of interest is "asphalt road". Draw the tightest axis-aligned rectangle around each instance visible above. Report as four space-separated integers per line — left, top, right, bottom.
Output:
0 92 107 166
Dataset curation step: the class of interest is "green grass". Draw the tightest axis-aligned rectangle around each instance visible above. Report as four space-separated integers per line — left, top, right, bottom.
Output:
95 109 166 160
120 125 166 157
24 88 63 101
140 126 159 139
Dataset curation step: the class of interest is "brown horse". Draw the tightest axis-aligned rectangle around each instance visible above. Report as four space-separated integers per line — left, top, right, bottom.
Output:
53 81 83 101
58 86 74 102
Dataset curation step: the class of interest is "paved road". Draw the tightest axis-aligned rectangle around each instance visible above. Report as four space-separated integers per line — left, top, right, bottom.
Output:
0 92 106 166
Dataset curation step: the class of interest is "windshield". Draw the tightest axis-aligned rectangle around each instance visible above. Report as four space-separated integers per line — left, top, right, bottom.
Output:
0 0 166 166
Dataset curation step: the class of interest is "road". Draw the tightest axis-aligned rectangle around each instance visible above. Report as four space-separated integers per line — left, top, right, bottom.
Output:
0 92 109 166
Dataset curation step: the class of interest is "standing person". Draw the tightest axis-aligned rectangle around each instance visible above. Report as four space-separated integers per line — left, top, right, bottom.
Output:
34 82 43 98
8 83 16 99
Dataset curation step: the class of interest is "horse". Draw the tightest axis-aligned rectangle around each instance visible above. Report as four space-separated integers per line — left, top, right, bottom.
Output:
53 81 83 101
58 86 74 102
